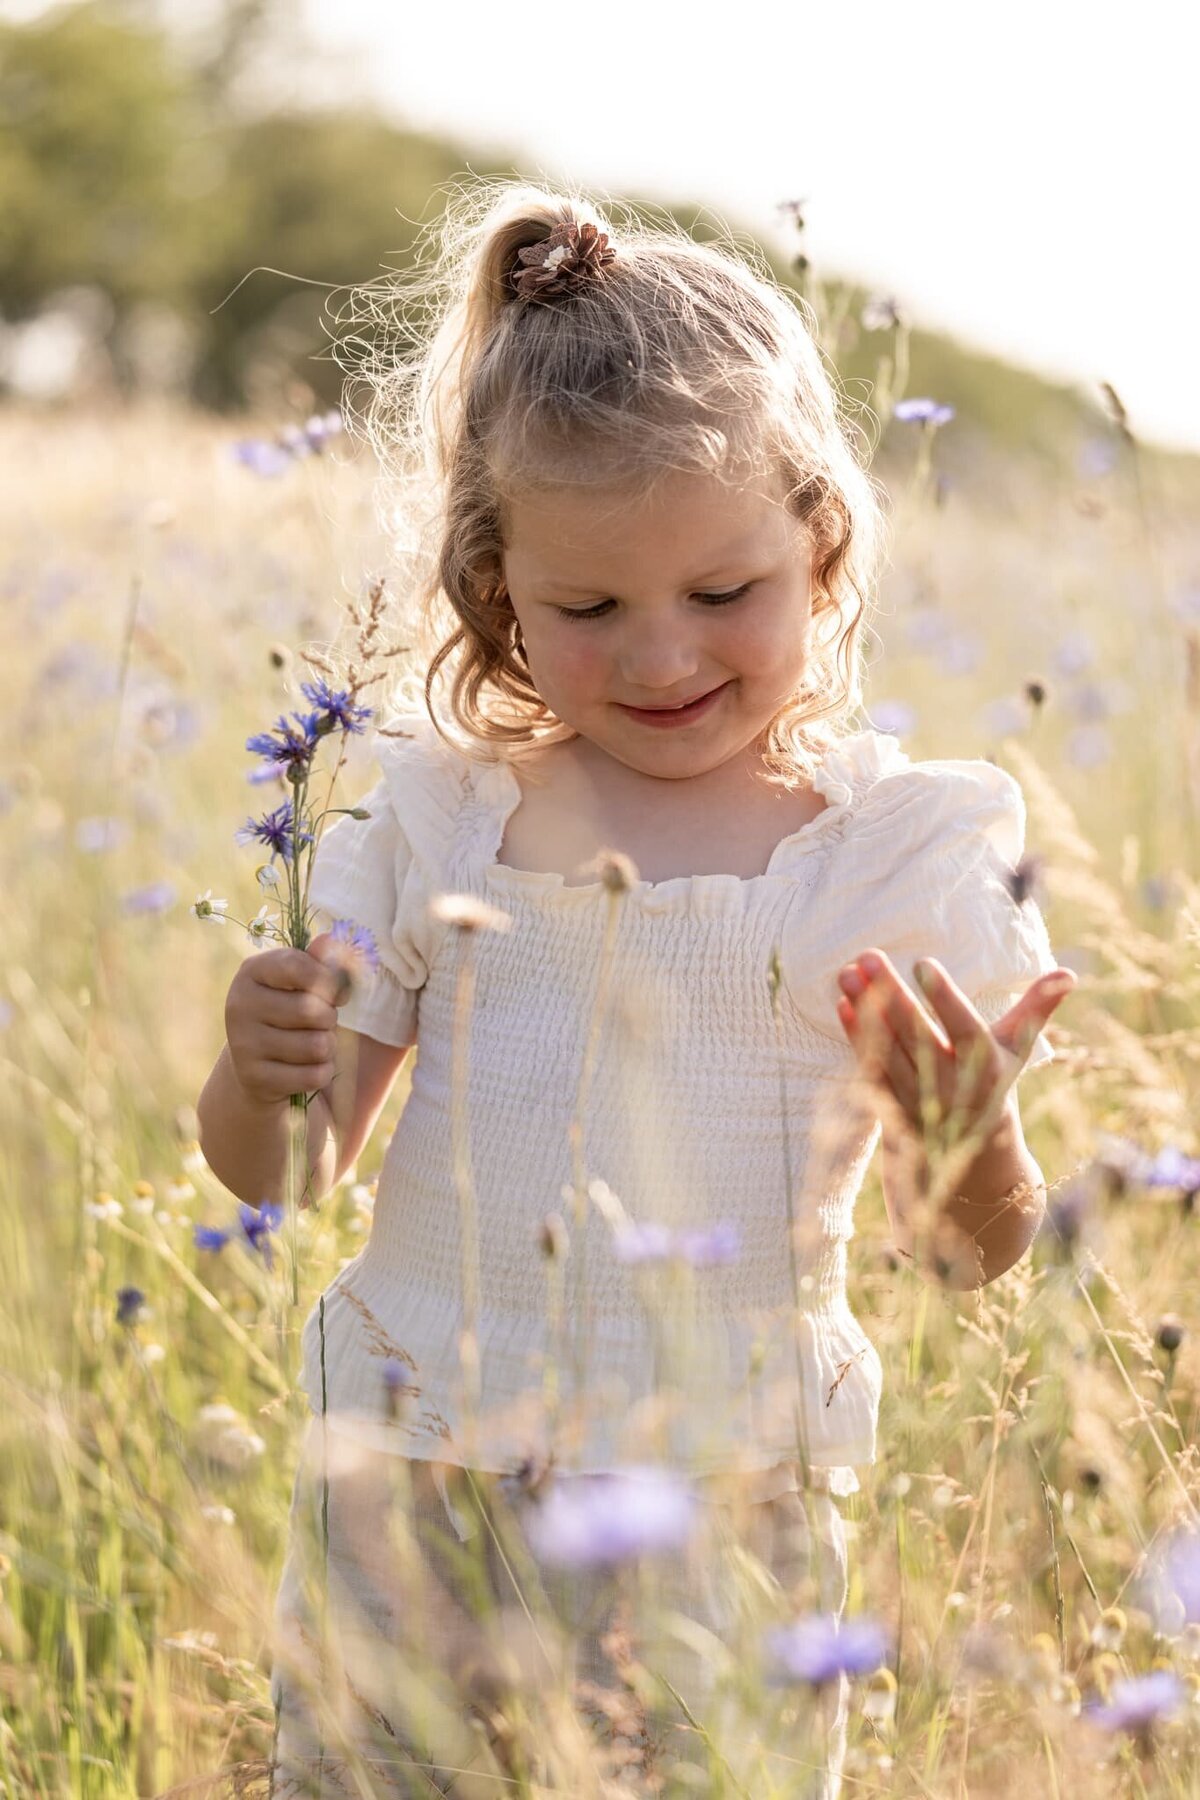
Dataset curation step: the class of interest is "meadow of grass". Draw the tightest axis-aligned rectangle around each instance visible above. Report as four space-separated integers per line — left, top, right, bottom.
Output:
3 374 1200 1798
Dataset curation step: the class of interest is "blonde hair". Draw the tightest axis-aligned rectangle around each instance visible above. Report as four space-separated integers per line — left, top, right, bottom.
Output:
333 176 890 786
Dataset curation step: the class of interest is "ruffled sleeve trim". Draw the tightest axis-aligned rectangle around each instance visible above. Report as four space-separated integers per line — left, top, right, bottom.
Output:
809 727 912 809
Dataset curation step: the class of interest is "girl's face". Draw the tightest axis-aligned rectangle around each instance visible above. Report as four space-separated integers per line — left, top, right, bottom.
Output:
501 467 816 782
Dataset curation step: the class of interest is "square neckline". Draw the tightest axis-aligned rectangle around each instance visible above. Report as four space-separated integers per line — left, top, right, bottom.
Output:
480 733 880 900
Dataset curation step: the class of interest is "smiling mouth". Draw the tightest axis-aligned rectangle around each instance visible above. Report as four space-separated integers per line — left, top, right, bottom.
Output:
623 683 726 712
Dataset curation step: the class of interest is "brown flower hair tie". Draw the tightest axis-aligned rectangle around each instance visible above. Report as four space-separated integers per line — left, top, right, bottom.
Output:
510 220 617 305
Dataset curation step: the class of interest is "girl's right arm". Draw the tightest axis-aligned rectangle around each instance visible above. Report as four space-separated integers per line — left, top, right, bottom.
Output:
196 937 410 1207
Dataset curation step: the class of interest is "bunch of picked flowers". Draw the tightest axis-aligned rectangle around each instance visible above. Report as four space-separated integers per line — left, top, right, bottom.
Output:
193 675 380 1303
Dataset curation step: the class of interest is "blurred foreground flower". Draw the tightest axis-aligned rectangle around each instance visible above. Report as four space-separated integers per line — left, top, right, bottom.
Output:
115 1286 147 1326
192 1401 267 1471
522 1465 698 1568
1083 1668 1187 1733
1136 1526 1200 1632
763 1612 891 1686
194 1200 284 1272
613 1220 740 1267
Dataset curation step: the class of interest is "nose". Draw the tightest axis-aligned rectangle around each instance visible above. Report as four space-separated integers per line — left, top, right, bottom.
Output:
618 620 701 694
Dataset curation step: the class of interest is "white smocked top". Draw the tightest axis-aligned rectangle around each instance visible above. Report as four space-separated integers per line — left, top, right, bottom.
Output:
302 713 1060 1501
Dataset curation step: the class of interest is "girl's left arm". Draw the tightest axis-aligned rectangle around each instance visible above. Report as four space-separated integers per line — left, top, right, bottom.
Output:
835 945 1076 1290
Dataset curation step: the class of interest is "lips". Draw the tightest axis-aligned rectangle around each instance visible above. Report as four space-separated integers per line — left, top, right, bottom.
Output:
624 684 722 712
616 681 731 727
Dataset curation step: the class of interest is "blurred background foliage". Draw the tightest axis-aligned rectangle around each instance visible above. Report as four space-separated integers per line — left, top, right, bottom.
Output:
0 0 1168 492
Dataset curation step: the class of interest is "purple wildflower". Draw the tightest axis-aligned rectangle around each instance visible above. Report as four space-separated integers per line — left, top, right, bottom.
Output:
298 678 372 738
239 1200 284 1265
115 1286 146 1326
234 796 313 863
194 1201 284 1271
121 881 177 916
1084 1669 1186 1732
76 816 131 854
934 632 983 678
613 1220 741 1267
522 1465 698 1568
232 440 293 478
245 711 322 781
382 1359 416 1421
893 398 955 427
763 1612 890 1686
1066 725 1113 770
981 695 1030 738
1136 1526 1200 1630
328 918 380 973
1039 1177 1094 1256
1051 629 1096 679
866 698 918 738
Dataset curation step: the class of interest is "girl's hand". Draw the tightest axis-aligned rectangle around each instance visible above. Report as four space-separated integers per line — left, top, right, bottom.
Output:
223 935 351 1108
834 948 1076 1147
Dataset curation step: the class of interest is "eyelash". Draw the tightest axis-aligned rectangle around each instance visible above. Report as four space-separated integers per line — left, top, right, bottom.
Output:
554 584 753 623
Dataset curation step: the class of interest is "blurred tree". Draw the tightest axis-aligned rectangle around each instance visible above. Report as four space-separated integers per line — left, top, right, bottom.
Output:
0 3 239 316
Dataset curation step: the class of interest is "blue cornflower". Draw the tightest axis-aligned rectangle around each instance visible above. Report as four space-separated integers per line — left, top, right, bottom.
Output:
522 1465 698 1569
298 679 373 737
1084 1668 1186 1732
763 1612 891 1687
893 398 955 427
245 711 322 780
194 1201 284 1271
115 1286 146 1326
235 796 313 863
328 918 381 973
239 1200 284 1268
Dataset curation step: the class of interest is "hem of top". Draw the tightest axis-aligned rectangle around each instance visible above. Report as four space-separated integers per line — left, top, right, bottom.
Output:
306 1409 871 1487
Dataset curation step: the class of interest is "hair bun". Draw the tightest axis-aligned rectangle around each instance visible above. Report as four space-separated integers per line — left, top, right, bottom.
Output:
509 219 617 305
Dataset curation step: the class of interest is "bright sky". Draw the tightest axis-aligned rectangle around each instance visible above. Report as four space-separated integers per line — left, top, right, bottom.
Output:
293 0 1198 454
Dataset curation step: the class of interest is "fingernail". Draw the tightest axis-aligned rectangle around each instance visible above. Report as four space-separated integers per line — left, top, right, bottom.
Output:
914 959 936 992
1043 971 1075 995
860 952 882 977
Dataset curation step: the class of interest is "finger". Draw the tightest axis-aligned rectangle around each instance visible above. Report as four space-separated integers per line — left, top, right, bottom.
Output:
852 949 955 1068
843 989 920 1119
912 958 1005 1107
989 969 1077 1063
852 954 955 1128
257 989 340 1032
259 1023 337 1067
253 945 345 1008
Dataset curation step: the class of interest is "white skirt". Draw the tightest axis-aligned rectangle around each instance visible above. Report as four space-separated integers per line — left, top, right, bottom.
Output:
268 1412 851 1798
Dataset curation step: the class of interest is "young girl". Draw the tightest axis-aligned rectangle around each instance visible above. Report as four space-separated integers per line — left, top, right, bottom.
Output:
204 183 1075 1797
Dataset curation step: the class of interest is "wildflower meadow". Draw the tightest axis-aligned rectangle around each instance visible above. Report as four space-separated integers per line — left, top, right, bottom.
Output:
4 264 1200 1798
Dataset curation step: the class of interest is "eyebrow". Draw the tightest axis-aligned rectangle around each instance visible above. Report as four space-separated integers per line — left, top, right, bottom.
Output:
529 530 769 595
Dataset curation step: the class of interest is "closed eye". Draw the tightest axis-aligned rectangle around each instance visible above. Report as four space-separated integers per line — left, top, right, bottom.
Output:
554 584 753 622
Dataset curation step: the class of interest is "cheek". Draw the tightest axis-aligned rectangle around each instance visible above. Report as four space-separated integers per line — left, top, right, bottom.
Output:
730 610 803 676
526 627 608 693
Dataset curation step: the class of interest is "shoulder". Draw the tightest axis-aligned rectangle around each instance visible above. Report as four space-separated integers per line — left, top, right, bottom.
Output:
823 731 1027 866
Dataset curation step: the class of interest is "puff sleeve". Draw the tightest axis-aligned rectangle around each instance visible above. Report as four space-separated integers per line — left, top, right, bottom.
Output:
305 723 464 1047
784 754 1063 1070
